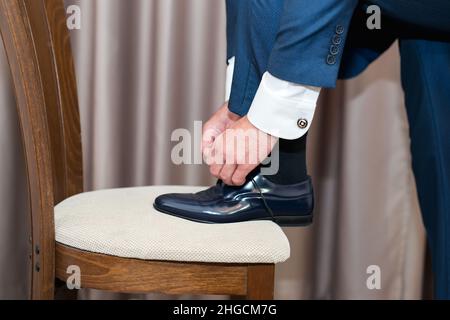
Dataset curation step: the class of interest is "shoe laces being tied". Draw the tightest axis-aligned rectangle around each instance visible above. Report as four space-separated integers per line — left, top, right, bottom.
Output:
250 178 276 222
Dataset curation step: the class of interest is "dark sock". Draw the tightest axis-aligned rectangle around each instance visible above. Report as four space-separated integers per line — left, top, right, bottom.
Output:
263 135 308 185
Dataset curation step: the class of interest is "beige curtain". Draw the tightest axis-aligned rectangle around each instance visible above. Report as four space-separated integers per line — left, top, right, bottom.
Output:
0 0 426 299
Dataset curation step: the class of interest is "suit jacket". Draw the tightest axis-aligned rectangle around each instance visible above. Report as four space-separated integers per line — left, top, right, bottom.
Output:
226 0 450 90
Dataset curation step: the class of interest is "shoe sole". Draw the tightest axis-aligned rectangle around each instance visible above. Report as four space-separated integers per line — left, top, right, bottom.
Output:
270 215 313 227
153 203 313 227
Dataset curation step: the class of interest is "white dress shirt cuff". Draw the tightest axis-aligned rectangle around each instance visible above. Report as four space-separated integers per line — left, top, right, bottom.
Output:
225 57 235 101
247 72 321 140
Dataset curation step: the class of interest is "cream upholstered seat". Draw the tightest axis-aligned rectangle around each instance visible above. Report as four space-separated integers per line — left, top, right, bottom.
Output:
55 186 290 264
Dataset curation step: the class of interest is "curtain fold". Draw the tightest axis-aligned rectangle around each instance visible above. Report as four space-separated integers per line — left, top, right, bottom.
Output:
0 0 425 299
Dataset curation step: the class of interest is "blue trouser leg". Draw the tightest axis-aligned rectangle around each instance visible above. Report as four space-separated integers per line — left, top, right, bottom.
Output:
399 39 450 299
225 0 308 183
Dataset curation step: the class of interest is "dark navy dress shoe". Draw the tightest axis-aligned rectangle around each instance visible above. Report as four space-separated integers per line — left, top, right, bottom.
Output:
153 171 314 227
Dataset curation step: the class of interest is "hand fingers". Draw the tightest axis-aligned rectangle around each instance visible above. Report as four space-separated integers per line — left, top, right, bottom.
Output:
208 134 225 178
231 164 257 186
202 145 214 166
202 127 220 153
219 163 238 185
209 163 223 179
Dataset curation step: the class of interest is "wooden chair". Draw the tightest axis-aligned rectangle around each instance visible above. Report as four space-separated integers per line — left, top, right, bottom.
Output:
0 0 289 300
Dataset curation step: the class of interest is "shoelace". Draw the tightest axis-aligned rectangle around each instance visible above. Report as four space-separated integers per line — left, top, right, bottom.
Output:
251 179 275 222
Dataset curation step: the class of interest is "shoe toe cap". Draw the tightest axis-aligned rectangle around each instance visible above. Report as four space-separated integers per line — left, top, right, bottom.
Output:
154 193 177 210
154 193 201 215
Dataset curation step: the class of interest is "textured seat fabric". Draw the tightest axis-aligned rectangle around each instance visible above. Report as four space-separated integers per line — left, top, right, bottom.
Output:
55 186 290 264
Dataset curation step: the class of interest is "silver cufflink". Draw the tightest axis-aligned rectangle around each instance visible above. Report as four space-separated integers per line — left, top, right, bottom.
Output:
297 118 308 129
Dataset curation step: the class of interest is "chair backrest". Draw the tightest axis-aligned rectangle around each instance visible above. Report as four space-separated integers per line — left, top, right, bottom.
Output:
0 0 83 299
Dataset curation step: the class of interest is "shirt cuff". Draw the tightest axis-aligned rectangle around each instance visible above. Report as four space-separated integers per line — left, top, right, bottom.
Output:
247 72 321 140
225 57 235 102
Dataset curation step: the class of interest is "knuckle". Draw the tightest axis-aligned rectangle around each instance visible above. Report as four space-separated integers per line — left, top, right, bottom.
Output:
210 167 219 177
231 176 241 185
219 172 228 180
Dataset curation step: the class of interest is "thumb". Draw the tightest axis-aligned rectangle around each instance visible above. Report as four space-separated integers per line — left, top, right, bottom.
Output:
202 126 221 151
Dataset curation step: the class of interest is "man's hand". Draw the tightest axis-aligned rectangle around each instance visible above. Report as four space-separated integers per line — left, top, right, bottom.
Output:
206 116 278 186
202 102 241 160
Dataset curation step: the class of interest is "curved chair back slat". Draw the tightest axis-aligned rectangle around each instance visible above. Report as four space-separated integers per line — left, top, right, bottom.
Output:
0 0 83 299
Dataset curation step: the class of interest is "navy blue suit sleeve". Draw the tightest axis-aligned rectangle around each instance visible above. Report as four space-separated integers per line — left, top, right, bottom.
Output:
268 0 359 88
226 0 238 61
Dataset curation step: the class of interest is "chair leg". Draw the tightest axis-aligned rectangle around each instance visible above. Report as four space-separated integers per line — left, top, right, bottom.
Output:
246 265 274 300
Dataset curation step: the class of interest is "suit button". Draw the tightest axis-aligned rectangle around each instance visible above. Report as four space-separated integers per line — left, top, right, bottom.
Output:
297 118 308 129
332 34 342 45
336 25 344 34
330 45 339 55
326 54 336 65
